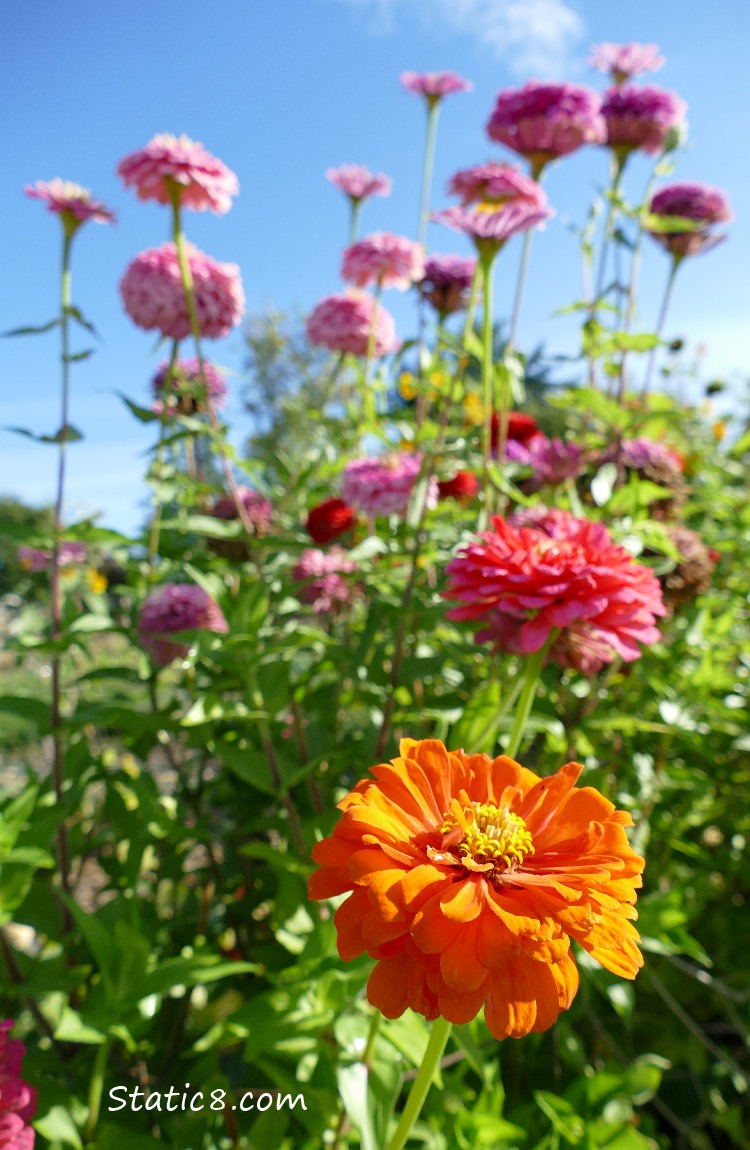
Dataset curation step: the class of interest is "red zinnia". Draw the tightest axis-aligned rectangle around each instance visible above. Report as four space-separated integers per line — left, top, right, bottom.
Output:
306 498 357 545
438 471 479 502
491 410 540 452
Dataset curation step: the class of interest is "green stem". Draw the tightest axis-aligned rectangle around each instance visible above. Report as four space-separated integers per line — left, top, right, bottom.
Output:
148 341 179 583
616 169 658 403
246 666 307 859
85 1039 111 1143
360 280 382 430
505 643 549 761
349 199 362 245
508 227 533 352
417 101 440 248
589 156 625 389
479 250 497 527
643 257 681 398
385 1017 452 1150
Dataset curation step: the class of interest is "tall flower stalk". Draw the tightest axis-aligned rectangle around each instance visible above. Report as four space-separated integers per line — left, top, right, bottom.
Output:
643 255 680 397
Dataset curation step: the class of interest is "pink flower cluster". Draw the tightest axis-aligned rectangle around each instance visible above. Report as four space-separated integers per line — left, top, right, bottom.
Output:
400 71 473 101
120 242 244 341
341 232 425 291
24 179 115 226
211 487 273 534
307 292 399 357
327 164 392 203
444 509 665 676
506 435 586 487
138 583 229 666
0 1019 36 1150
342 453 438 519
589 42 665 83
648 182 733 258
447 163 546 209
117 133 239 214
18 542 86 572
293 547 358 614
486 82 605 170
433 199 551 254
152 357 228 414
602 85 687 158
419 253 477 317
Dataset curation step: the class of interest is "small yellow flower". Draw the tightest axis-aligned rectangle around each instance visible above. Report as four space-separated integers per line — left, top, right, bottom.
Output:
398 371 416 401
712 420 726 441
463 392 485 426
87 568 108 594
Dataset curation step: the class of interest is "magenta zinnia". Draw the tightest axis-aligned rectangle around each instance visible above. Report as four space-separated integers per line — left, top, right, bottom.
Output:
341 232 425 291
647 182 733 258
0 1019 37 1150
293 547 358 615
24 179 115 227
306 292 399 357
327 164 392 203
447 163 547 210
486 82 605 174
120 242 244 341
602 85 687 159
400 70 473 102
589 42 665 83
342 453 438 519
138 583 228 666
506 435 587 488
444 510 665 676
117 133 239 214
433 199 552 257
419 254 477 317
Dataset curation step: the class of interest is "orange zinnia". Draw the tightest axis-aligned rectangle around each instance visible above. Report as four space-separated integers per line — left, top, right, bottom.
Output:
309 739 644 1040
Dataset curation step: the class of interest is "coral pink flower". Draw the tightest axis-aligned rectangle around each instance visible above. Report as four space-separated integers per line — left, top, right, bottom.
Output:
486 83 605 173
647 182 733 258
400 71 473 102
419 254 477 317
138 583 228 666
152 357 227 415
602 85 687 159
433 200 552 256
293 547 357 614
0 1020 36 1149
506 435 586 487
445 511 665 675
438 471 479 502
342 453 438 519
24 179 115 227
447 163 547 210
341 232 425 291
306 292 399 357
211 487 272 533
120 242 244 341
18 543 86 572
327 164 392 203
306 498 357 545
589 43 665 83
116 133 238 214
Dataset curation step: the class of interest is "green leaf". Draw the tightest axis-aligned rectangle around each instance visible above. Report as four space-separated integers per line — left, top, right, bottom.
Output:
3 424 83 444
2 318 61 337
34 1105 83 1149
53 1007 107 1045
534 1091 585 1144
136 953 262 1000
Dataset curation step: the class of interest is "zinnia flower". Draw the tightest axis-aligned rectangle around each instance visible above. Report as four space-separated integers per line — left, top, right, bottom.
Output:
116 133 238 214
447 163 547 210
656 524 717 612
419 254 477 317
293 547 357 614
152 357 228 415
306 292 399 357
138 583 228 666
400 71 473 103
647 182 733 259
309 739 644 1038
327 164 392 203
211 487 272 532
0 1019 37 1150
342 453 438 519
589 43 665 83
491 410 540 450
18 543 87 572
341 232 425 291
120 242 244 340
506 435 587 488
445 510 665 675
432 200 552 258
438 471 479 502
601 85 687 159
306 498 357 545
25 179 115 229
486 83 605 174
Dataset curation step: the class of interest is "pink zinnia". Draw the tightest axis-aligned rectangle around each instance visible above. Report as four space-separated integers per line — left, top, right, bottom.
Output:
293 547 357 615
433 200 552 256
116 133 238 214
152 357 228 414
327 164 392 203
486 82 605 173
447 163 547 209
0 1019 37 1150
120 242 244 341
619 437 684 474
419 254 477 317
444 511 665 675
342 453 438 519
18 543 86 572
307 292 399 357
589 43 665 84
341 232 425 291
506 435 586 487
211 487 272 534
138 583 228 666
24 178 115 226
400 71 473 103
647 182 733 259
602 85 687 158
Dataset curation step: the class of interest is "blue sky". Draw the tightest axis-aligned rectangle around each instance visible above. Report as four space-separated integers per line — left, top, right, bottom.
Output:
3 0 748 533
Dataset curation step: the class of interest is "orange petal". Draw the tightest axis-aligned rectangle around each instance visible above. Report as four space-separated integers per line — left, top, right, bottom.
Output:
367 956 409 1018
440 876 485 922
440 919 486 991
412 890 462 954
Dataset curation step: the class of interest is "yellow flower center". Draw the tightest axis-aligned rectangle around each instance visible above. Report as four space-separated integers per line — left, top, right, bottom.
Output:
440 800 534 870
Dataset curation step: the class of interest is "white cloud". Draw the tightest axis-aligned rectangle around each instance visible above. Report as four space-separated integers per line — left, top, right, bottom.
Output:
330 0 585 78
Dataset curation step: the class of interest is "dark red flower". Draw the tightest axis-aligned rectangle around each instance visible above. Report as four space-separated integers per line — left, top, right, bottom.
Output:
490 411 540 453
438 471 479 502
306 498 357 545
